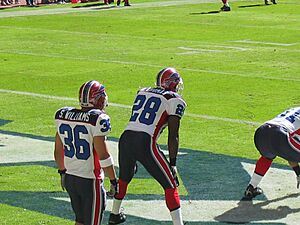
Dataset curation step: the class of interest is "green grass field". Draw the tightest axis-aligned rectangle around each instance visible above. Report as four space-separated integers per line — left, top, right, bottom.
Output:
1 0 300 224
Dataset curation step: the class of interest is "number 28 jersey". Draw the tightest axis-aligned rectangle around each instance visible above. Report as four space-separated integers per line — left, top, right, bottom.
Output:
55 107 111 179
126 87 187 140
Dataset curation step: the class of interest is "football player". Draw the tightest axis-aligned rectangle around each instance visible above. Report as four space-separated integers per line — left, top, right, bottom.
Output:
220 0 231 11
108 68 187 225
243 107 300 200
116 0 130 6
264 0 276 5
54 80 118 225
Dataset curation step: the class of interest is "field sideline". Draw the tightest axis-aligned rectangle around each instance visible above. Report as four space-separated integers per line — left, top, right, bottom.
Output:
0 0 300 224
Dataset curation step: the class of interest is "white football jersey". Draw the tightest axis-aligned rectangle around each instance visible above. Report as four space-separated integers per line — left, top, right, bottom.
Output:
126 87 186 140
266 107 300 151
55 107 111 179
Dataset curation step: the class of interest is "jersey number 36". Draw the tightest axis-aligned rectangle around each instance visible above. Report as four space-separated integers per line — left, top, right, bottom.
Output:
59 124 91 160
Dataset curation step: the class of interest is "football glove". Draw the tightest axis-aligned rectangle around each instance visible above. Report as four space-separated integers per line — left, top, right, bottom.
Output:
107 179 118 197
297 176 300 189
58 169 66 191
171 166 180 187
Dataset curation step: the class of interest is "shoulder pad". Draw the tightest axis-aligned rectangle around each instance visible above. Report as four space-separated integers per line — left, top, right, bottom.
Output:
162 90 179 100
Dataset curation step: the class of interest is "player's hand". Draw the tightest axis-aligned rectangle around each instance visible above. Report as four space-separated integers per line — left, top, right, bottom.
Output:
171 166 180 187
297 176 300 189
60 174 66 191
58 169 66 191
107 179 118 197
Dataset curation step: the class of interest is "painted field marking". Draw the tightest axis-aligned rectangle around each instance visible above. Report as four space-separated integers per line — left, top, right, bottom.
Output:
0 89 260 126
231 40 298 47
2 132 300 224
0 50 299 83
177 45 249 54
1 26 299 48
52 162 300 224
0 0 215 18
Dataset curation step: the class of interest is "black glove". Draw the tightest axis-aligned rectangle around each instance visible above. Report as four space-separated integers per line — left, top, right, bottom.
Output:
58 169 66 191
107 179 118 197
171 166 180 187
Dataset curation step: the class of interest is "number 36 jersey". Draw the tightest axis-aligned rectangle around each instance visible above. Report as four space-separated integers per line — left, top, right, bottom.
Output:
126 87 187 140
55 107 111 179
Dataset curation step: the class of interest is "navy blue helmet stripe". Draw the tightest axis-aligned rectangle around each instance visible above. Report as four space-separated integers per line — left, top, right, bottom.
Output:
82 80 95 104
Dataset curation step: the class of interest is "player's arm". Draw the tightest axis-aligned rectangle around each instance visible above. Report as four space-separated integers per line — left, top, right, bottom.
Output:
288 161 300 188
168 115 181 186
93 136 117 181
54 132 65 171
54 132 66 190
94 136 118 196
168 115 180 166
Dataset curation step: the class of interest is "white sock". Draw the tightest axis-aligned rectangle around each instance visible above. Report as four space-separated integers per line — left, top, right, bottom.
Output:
111 199 122 215
249 173 263 188
170 208 184 225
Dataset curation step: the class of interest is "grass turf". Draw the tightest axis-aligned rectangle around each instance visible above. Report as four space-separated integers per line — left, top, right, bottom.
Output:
0 0 299 224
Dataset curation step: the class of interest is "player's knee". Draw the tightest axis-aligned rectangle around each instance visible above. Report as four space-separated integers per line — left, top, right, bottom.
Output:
165 187 180 211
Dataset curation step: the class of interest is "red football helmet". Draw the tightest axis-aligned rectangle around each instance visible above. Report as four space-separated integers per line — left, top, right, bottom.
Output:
156 67 183 93
79 80 108 110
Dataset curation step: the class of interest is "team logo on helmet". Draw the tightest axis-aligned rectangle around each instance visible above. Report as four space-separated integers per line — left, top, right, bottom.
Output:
156 67 183 93
79 80 108 110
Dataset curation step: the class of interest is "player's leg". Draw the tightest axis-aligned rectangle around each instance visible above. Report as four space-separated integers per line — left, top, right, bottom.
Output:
220 0 231 11
123 0 130 6
64 174 85 225
243 124 275 200
140 138 183 225
109 131 137 224
81 178 106 225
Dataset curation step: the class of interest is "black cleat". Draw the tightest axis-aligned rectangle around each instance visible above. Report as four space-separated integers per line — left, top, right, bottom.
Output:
220 5 231 11
124 2 130 6
271 0 277 4
242 184 263 200
108 212 126 225
264 0 270 5
116 0 120 5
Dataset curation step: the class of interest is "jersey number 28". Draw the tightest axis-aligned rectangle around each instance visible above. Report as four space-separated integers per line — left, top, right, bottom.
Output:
130 95 161 125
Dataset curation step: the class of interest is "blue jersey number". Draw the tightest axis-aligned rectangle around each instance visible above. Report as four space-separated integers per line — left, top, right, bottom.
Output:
100 119 111 133
59 124 91 160
130 95 161 125
279 109 300 124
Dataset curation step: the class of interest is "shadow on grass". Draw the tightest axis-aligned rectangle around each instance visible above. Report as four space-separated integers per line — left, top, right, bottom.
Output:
238 4 268 8
190 10 220 15
0 131 297 224
215 193 300 224
72 2 115 9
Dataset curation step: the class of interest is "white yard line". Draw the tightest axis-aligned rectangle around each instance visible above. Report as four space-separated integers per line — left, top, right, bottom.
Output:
1 122 300 224
0 0 215 18
0 0 299 32
231 40 298 47
0 89 261 126
177 45 250 54
0 49 299 82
